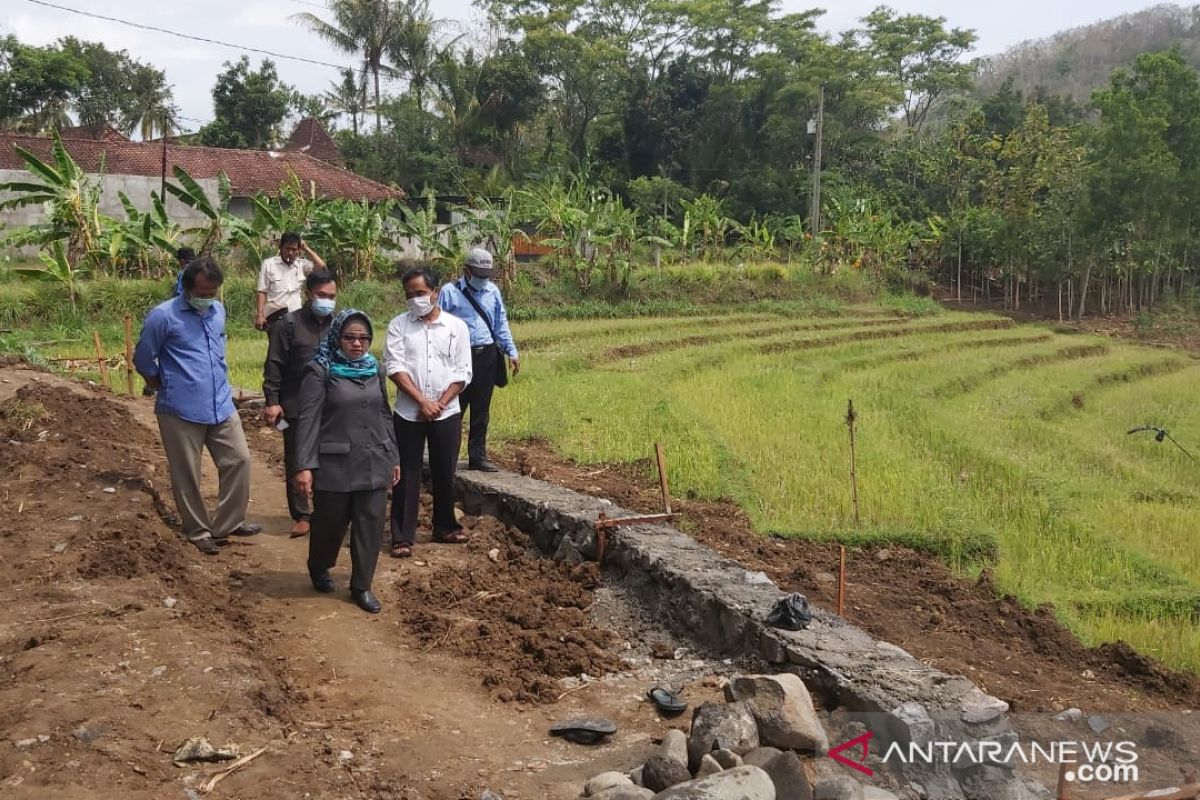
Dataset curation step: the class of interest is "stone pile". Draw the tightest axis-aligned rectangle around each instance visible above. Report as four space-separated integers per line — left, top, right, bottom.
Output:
576 674 900 800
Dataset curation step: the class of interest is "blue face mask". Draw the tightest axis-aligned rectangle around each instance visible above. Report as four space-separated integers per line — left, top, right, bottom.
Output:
338 348 360 362
467 274 489 291
188 296 216 312
311 297 336 317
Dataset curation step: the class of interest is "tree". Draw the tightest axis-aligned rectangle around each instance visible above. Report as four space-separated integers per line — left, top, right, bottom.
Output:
57 38 175 137
0 36 87 131
200 57 293 149
854 6 977 131
324 68 367 136
293 0 404 134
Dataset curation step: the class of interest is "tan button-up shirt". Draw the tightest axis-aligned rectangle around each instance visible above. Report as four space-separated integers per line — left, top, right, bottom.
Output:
257 255 314 316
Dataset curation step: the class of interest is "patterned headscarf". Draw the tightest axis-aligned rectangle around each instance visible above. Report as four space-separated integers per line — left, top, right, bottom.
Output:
312 309 379 379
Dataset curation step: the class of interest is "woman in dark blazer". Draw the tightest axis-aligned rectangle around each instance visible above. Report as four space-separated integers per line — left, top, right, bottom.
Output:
292 309 399 613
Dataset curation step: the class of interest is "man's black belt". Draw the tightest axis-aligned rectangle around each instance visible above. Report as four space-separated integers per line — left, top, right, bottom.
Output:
471 344 495 352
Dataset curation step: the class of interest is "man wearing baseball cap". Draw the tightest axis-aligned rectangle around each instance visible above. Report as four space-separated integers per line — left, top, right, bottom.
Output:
437 248 520 471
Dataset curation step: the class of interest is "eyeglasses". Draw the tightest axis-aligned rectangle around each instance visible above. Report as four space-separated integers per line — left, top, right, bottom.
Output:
341 335 371 343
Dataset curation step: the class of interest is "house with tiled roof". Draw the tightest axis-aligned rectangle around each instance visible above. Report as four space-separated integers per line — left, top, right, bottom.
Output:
0 123 404 234
282 117 343 166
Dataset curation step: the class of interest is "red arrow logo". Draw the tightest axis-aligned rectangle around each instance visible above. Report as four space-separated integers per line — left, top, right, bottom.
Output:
828 731 875 776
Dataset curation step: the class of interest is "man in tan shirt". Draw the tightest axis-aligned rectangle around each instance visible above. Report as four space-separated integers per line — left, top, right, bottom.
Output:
256 231 326 332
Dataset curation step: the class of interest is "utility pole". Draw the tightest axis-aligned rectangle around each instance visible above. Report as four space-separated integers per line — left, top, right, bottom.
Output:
809 83 825 239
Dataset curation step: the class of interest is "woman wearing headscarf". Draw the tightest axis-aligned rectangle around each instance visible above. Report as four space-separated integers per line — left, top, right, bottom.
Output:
292 309 399 613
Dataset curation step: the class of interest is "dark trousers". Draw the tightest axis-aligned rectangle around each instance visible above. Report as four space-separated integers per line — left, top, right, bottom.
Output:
390 413 462 545
263 308 287 334
281 419 312 522
460 345 497 464
308 488 386 592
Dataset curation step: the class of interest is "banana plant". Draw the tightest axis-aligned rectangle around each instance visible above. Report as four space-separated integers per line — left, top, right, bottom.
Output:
14 239 87 312
455 189 528 284
397 191 464 264
0 131 105 269
164 166 254 257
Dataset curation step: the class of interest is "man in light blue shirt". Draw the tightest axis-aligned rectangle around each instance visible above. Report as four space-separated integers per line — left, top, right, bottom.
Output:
134 257 260 555
437 248 520 472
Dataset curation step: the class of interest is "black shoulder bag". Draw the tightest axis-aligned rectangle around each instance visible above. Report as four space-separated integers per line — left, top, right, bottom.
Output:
460 283 509 388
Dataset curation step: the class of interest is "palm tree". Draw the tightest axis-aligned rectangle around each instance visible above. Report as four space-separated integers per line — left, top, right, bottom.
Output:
293 0 403 135
324 68 367 136
386 0 454 112
123 70 179 141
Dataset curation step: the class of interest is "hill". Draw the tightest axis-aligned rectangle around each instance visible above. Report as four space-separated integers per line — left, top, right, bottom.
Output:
975 3 1200 102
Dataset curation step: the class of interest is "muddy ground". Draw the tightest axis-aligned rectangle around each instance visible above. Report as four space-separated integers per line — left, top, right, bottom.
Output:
0 367 728 799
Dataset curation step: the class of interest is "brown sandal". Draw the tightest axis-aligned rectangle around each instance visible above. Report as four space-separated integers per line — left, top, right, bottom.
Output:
390 543 413 558
433 530 469 544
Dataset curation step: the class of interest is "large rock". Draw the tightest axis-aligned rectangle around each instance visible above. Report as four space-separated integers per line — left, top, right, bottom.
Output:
743 748 783 769
862 789 900 800
813 776 864 800
594 788 655 800
588 772 635 796
644 755 694 793
725 675 828 753
697 754 724 779
651 766 777 800
758 751 813 800
663 729 690 768
688 702 761 771
713 750 743 770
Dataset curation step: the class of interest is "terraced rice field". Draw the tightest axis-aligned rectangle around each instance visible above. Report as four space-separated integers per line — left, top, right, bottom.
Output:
493 307 1200 673
74 303 1199 672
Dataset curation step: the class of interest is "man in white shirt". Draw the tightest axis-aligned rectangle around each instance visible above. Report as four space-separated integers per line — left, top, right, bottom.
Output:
256 231 326 332
384 266 473 558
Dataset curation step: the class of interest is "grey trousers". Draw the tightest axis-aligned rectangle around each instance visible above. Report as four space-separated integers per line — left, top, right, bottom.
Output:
308 488 386 592
157 413 252 542
281 419 313 521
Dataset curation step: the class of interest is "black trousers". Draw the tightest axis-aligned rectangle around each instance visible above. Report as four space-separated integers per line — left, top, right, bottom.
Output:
390 413 462 545
308 488 386 592
281 418 312 522
460 345 498 464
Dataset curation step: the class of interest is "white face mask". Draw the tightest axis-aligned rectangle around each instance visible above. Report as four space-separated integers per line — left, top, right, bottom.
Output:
407 295 434 317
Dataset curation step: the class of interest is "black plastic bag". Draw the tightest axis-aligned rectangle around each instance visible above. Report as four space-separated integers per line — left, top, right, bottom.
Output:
767 592 812 630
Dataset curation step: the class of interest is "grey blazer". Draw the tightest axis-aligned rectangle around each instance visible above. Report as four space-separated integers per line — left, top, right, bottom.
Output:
294 362 398 493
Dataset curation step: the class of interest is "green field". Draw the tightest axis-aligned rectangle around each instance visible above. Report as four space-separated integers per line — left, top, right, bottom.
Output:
23 302 1200 673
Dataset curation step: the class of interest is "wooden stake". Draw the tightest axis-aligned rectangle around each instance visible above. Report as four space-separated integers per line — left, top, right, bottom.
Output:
846 399 860 526
123 314 134 395
1056 760 1073 800
654 442 672 514
92 330 109 388
837 545 846 616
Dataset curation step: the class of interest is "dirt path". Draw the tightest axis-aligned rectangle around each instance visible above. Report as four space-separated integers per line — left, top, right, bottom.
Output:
0 366 724 799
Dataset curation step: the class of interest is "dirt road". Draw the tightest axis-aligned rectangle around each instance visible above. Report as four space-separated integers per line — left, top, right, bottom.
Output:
0 366 718 799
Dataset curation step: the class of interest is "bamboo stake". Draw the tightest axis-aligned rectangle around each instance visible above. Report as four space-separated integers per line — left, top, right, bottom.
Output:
123 314 134 395
92 331 109 388
846 400 860 526
654 442 672 514
837 545 846 616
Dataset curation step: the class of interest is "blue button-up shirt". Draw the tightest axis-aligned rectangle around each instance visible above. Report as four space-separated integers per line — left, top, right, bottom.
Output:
438 278 518 358
133 296 235 425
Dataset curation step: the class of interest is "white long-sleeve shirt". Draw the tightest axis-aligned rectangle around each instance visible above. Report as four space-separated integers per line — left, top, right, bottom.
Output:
384 310 472 422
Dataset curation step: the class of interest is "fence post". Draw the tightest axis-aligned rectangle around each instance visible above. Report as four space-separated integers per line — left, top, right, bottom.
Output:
92 330 109 388
123 314 134 395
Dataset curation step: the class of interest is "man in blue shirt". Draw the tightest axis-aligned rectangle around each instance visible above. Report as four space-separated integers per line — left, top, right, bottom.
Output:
437 248 520 472
134 257 261 555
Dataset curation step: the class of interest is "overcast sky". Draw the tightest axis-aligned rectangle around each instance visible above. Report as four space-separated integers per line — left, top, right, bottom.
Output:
3 0 1172 134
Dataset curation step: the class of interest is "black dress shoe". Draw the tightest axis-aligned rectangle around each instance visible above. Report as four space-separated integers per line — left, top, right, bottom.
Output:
468 459 500 472
310 571 335 593
351 589 381 613
229 523 262 537
193 537 221 555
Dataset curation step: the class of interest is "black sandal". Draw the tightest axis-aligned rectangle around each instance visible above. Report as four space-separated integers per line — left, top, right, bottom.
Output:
390 543 413 559
647 687 687 716
433 530 468 544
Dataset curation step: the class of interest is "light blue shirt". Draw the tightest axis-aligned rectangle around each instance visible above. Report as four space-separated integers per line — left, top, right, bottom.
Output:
438 278 518 358
134 296 235 425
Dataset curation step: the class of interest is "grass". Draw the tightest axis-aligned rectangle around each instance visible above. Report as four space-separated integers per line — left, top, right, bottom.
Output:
2 271 1198 673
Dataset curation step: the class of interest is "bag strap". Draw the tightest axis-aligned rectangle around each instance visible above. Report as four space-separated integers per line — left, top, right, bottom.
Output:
459 280 500 343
